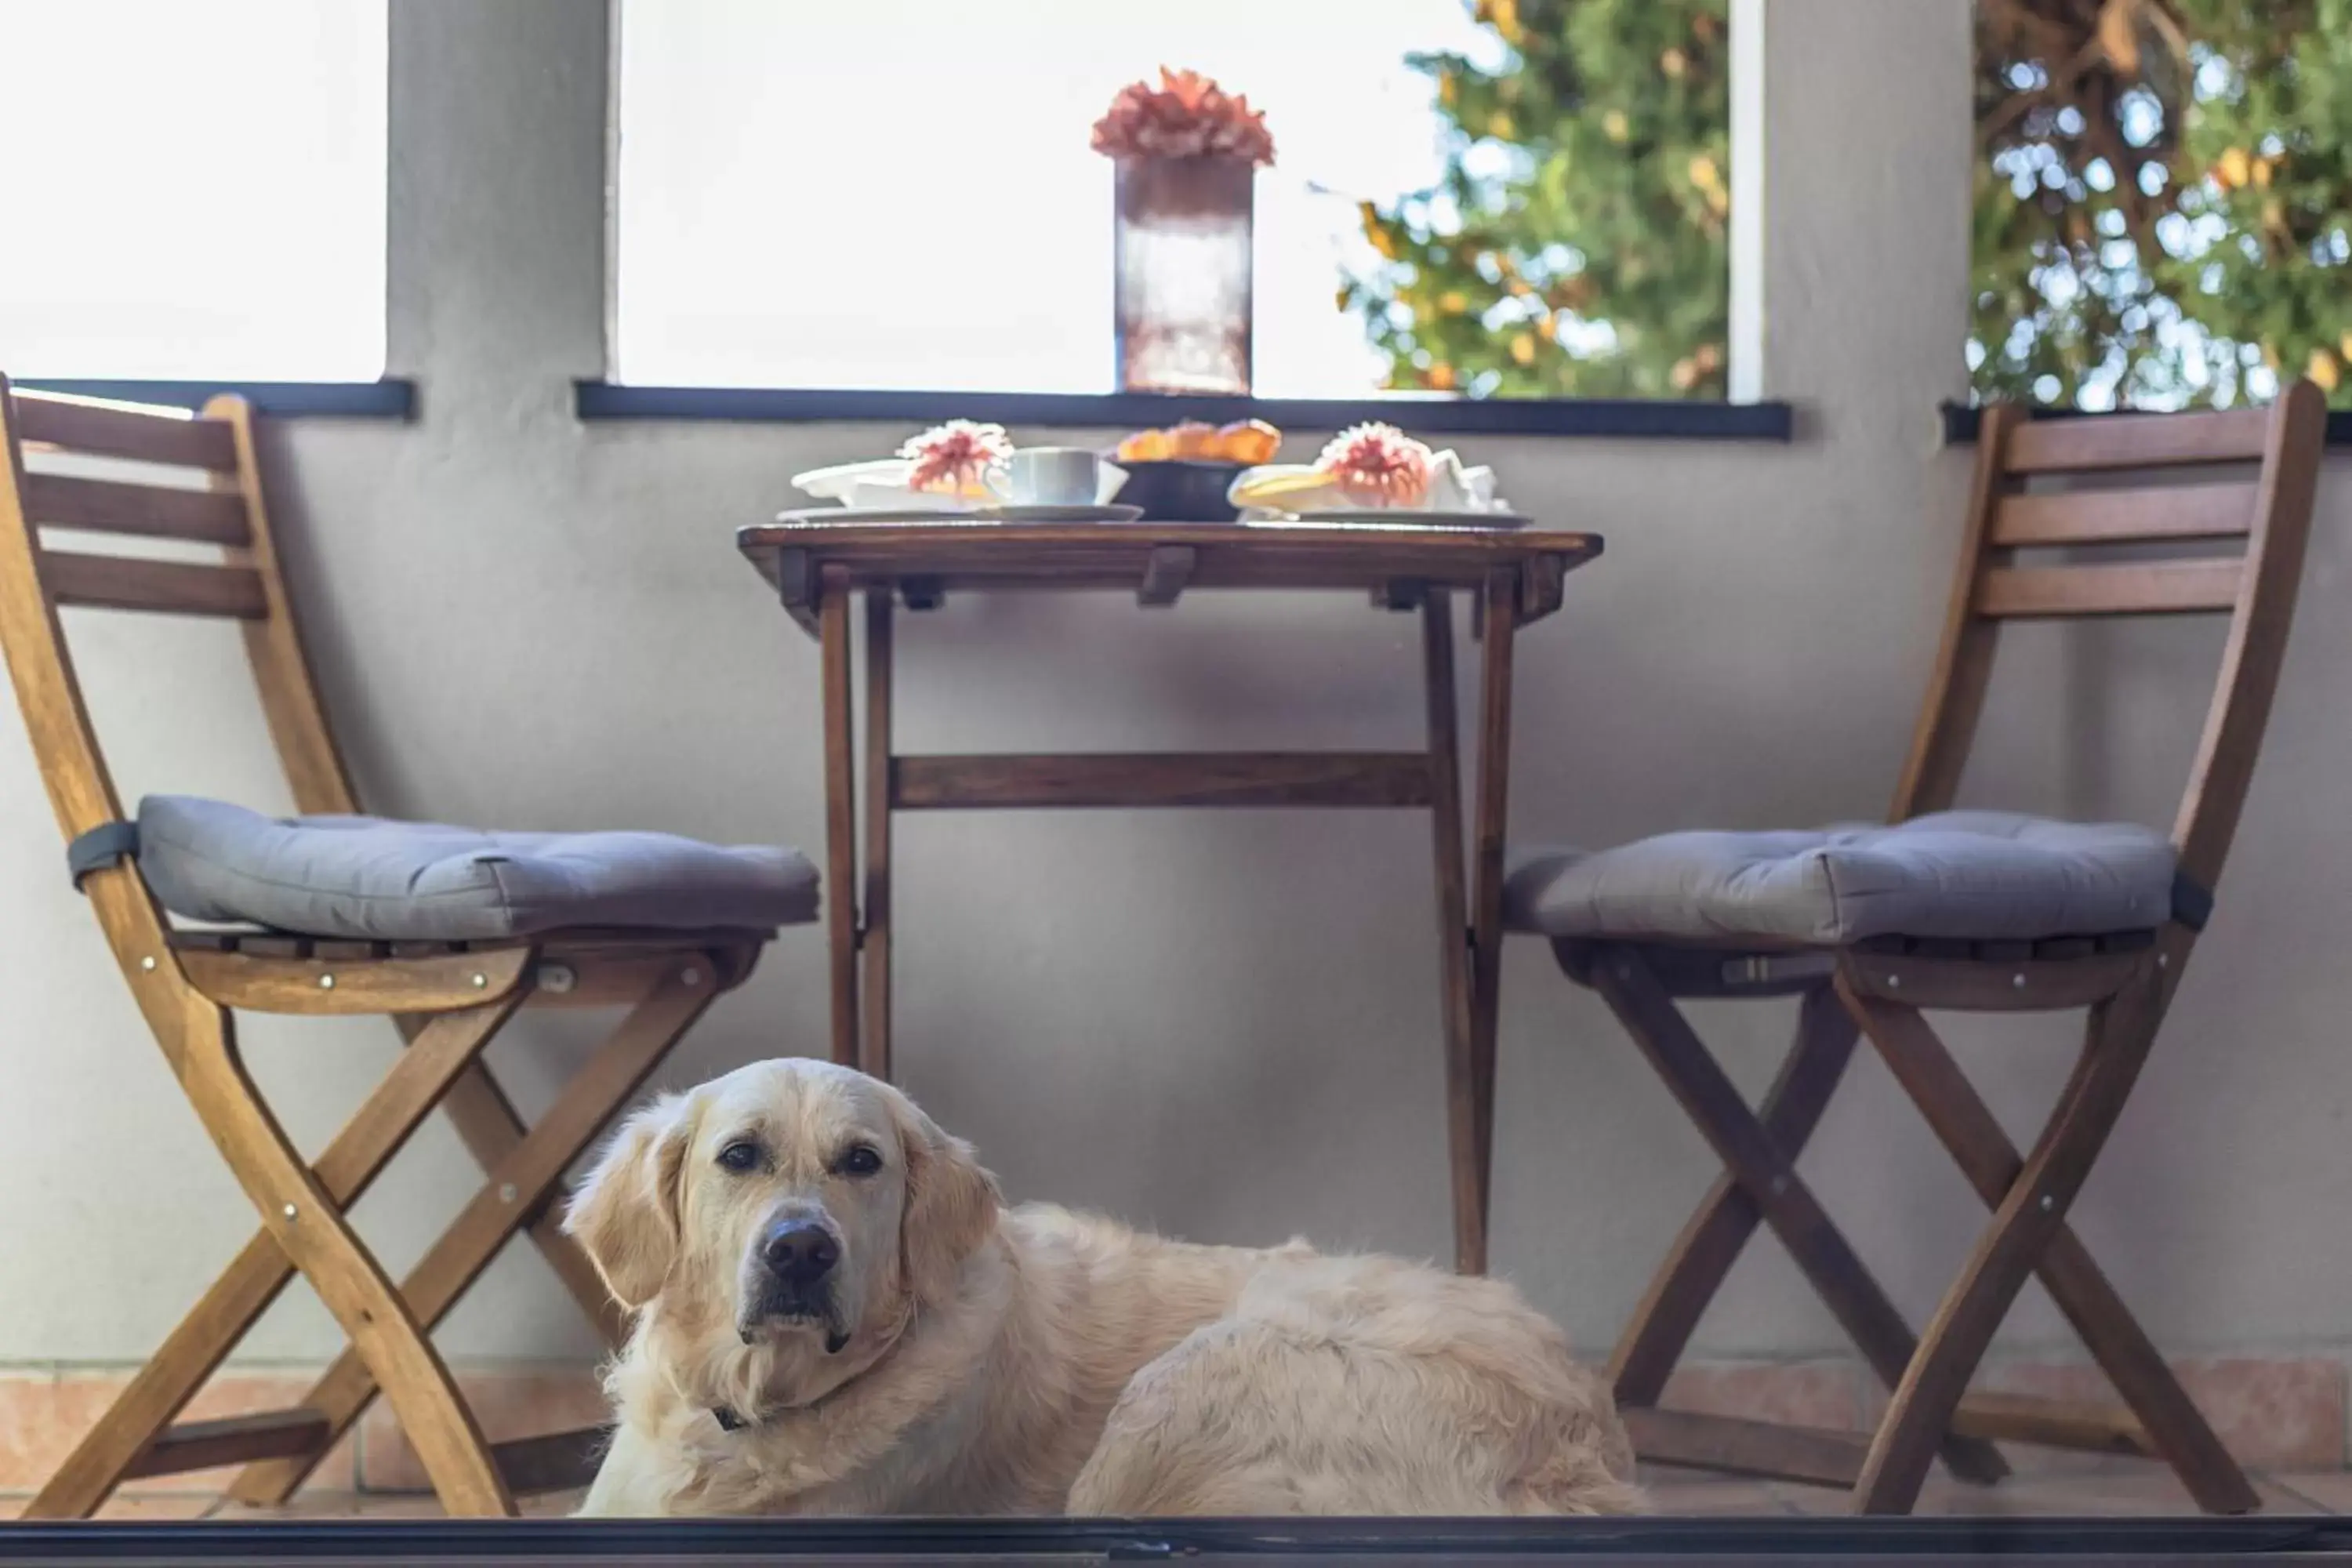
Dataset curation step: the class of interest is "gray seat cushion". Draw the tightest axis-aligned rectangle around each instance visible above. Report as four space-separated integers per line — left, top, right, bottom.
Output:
134 794 818 942
1503 811 2180 948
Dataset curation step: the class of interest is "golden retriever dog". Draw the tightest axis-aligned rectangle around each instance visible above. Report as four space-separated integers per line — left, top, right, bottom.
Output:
564 1058 1642 1518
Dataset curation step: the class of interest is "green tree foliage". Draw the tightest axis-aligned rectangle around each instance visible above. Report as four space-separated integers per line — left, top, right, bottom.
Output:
1351 0 2351 408
1975 0 2352 408
1343 0 1731 399
2159 0 2352 401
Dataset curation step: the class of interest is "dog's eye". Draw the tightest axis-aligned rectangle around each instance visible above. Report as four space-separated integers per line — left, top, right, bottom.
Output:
716 1140 762 1173
837 1143 884 1178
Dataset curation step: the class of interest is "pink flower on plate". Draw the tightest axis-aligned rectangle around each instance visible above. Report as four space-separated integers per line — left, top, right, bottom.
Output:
899 420 1013 494
1316 422 1433 506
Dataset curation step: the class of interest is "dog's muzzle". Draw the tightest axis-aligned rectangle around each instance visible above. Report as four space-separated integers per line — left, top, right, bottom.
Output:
740 1218 850 1352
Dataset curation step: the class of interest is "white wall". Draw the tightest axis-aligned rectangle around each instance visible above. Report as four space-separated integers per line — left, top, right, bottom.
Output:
3 0 2347 1374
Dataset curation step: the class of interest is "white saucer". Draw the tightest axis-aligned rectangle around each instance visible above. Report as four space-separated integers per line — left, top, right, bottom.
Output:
978 503 1145 523
1288 509 1530 529
775 506 978 524
775 504 1147 526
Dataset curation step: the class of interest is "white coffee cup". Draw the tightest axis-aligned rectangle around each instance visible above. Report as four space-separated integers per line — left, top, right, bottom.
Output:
1004 447 1114 506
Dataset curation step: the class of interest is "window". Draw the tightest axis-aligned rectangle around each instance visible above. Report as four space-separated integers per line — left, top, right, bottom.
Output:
615 0 1733 401
0 0 387 382
1970 0 2350 413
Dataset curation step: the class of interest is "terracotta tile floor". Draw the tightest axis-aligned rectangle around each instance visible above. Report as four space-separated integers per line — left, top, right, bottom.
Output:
5 1470 2352 1520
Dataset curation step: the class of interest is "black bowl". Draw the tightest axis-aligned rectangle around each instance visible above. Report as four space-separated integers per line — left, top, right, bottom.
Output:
1113 459 1245 522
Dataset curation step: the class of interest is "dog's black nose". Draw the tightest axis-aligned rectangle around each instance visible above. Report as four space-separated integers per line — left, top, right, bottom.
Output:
760 1221 839 1286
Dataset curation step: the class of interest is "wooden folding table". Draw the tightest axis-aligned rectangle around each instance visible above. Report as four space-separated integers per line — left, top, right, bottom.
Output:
737 517 1602 1273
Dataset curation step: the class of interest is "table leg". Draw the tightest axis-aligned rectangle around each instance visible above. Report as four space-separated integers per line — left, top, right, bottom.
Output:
861 590 895 1082
1421 590 1482 1276
819 578 860 1069
1465 568 1520 1271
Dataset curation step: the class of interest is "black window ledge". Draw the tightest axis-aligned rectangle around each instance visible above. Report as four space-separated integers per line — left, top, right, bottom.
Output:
1943 399 2352 447
576 381 1794 441
13 378 414 418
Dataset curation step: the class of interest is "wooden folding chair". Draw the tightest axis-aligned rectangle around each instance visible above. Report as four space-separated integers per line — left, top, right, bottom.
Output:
0 380 815 1516
1506 383 2327 1514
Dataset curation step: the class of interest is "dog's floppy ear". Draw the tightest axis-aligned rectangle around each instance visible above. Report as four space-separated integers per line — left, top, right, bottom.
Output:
564 1091 697 1312
886 1087 1001 1305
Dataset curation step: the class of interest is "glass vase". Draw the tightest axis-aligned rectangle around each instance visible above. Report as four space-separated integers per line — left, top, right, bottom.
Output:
1113 155 1254 396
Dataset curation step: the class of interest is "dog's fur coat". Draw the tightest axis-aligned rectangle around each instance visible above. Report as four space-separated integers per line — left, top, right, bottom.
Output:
565 1059 1642 1518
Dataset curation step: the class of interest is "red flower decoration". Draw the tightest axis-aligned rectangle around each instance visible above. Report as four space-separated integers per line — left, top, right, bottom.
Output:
898 420 1013 494
1091 67 1276 165
1316 423 1433 506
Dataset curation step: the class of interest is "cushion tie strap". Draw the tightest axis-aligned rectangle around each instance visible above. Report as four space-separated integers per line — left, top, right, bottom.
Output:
2170 870 2215 933
67 820 140 891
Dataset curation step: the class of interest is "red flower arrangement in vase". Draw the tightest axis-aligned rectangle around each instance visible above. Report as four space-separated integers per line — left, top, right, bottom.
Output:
1093 68 1273 397
1091 67 1276 166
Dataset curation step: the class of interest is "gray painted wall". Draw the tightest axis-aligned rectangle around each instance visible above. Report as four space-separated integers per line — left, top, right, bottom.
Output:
3 0 2347 1373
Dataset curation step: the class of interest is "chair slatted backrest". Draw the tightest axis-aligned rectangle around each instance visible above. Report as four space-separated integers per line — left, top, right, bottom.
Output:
0 377 363 1007
1891 382 2328 895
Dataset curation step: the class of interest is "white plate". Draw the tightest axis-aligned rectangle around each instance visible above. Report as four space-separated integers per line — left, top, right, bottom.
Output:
978 503 1145 523
1288 509 1531 529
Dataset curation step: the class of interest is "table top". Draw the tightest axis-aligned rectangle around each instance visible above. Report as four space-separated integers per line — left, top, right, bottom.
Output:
737 517 1604 632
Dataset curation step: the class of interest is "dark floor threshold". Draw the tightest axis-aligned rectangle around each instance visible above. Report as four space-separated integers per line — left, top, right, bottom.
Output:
2 1513 2343 1564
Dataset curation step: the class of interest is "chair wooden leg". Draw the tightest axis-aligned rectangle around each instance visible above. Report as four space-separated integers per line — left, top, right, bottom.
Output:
175 1002 513 1516
1421 589 1482 1276
1847 970 2165 1515
227 956 731 1505
23 996 523 1519
427 1058 629 1349
1588 949 2008 1484
1838 971 2259 1515
1608 985 1860 1405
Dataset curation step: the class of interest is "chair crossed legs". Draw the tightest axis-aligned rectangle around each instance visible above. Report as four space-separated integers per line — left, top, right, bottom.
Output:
0 382 817 1515
33 930 764 1517
1511 387 2326 1513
